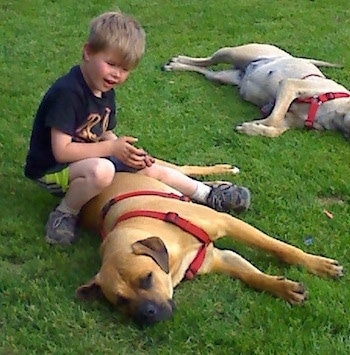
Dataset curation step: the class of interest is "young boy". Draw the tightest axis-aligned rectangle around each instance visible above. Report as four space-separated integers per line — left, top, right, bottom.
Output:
24 11 251 245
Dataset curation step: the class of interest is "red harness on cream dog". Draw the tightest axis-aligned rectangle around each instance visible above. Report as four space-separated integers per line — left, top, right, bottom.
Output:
261 74 350 128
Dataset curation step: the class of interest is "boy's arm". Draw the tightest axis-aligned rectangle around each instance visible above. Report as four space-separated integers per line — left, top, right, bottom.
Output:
51 128 115 163
51 128 151 169
101 130 118 141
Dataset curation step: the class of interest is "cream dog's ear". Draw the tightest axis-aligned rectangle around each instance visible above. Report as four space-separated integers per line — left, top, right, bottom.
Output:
75 274 104 301
132 236 169 274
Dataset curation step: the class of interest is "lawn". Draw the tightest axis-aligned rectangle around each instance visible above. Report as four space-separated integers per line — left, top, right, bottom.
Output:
1 0 349 354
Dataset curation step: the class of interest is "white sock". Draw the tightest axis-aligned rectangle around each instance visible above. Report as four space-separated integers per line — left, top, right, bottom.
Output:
190 182 211 203
56 199 80 216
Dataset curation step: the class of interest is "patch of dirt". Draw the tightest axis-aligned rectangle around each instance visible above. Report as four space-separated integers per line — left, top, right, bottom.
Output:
0 260 23 275
317 196 345 205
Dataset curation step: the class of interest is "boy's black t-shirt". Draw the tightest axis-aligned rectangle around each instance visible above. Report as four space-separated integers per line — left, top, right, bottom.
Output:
24 65 117 180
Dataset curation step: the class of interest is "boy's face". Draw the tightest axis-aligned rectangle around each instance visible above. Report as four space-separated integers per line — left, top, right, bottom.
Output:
82 43 131 97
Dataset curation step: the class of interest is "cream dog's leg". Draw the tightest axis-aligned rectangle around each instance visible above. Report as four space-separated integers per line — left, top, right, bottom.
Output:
261 79 318 126
236 79 339 137
236 123 289 137
165 44 290 68
163 60 242 86
163 44 290 85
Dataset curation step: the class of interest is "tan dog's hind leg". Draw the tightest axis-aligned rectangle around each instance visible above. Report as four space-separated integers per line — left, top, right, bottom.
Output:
154 159 240 176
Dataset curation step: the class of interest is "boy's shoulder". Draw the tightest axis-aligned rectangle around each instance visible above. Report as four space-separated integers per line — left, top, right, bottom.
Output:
49 65 85 97
47 65 115 102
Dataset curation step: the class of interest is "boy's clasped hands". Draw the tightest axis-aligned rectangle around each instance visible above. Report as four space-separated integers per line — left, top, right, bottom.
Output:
112 136 155 170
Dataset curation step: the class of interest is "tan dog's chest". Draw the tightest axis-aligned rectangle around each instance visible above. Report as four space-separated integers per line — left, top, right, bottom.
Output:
101 198 218 284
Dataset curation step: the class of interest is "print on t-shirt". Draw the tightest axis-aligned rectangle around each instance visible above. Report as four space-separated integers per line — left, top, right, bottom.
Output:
75 107 111 142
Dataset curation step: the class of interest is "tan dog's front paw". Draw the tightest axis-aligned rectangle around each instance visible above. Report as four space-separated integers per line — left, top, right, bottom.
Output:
306 255 344 279
273 277 309 305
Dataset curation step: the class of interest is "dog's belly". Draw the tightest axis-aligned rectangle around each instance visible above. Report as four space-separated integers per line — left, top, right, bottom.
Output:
238 57 324 107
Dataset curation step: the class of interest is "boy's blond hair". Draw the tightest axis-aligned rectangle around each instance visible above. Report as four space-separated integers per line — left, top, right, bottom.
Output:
87 11 146 70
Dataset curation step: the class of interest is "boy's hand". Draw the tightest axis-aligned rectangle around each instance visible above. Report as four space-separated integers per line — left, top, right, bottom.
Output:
144 154 155 167
112 136 154 169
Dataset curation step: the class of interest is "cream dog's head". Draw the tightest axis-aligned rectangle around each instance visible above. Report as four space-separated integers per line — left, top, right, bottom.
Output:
76 236 175 325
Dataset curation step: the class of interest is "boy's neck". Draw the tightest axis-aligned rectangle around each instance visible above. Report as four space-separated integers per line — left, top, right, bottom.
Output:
79 62 102 98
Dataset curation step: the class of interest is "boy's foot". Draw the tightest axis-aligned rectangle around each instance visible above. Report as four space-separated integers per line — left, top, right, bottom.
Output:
206 184 251 213
45 208 78 245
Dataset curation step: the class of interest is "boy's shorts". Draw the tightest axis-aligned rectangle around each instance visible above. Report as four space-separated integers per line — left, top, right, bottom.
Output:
36 157 137 197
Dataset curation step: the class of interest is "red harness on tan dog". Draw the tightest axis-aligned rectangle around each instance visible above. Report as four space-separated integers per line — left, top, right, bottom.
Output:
100 190 211 280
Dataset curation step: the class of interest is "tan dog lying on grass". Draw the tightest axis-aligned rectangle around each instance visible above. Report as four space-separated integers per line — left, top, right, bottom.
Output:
163 43 350 138
76 161 343 326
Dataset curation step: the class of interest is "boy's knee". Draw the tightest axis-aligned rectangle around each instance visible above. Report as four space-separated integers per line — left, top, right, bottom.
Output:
88 159 115 188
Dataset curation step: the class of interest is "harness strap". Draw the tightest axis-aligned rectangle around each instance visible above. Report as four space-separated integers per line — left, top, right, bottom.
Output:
101 190 191 220
112 210 211 280
100 190 210 280
100 190 191 238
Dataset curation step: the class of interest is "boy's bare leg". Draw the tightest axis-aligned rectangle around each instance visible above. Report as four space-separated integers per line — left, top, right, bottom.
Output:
46 158 115 244
137 163 251 214
65 158 115 210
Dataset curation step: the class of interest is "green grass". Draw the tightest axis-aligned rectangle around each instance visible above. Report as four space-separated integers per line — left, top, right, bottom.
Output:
1 0 350 353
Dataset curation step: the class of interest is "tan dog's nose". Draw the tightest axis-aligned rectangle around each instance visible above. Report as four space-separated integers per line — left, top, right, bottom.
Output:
135 299 175 325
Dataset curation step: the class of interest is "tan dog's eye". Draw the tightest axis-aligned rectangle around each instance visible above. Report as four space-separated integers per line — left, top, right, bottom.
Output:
139 272 153 290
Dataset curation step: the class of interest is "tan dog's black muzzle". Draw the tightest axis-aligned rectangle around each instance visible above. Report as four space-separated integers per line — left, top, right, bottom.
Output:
134 298 175 325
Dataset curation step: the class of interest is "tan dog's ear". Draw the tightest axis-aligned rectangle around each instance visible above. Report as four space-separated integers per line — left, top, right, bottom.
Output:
75 275 104 301
132 237 169 274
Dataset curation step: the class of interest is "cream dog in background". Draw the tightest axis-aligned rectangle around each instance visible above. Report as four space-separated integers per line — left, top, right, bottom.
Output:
163 43 350 138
